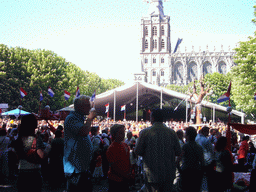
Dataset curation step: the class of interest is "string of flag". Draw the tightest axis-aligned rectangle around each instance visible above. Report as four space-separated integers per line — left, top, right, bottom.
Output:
19 86 95 102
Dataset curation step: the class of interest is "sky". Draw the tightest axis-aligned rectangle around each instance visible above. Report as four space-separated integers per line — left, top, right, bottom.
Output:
1 0 255 83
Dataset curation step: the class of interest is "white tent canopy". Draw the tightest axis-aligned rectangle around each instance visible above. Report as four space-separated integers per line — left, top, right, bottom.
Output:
91 82 245 122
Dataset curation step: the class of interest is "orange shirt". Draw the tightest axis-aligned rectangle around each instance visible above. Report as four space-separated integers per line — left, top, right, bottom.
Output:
106 141 131 182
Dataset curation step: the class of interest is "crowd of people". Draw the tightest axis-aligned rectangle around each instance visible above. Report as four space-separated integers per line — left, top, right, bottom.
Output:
0 95 255 192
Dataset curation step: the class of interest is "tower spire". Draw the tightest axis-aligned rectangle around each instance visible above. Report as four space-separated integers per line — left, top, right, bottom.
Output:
148 0 165 18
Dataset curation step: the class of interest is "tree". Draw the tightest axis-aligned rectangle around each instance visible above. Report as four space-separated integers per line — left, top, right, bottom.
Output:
231 5 256 115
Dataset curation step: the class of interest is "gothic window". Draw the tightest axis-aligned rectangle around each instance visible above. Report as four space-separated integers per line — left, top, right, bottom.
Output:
153 26 157 36
145 26 148 36
153 58 156 63
161 58 164 63
153 39 157 49
218 62 227 74
145 71 148 76
161 39 165 49
152 70 156 76
161 26 164 35
188 62 197 83
174 62 183 84
161 71 164 76
203 62 212 76
145 58 148 63
145 40 148 49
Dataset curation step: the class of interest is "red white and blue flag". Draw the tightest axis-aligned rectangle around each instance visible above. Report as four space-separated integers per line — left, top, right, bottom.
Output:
76 86 80 98
64 90 71 100
105 103 109 113
254 93 256 100
20 87 27 98
40 91 43 101
217 81 231 103
48 87 55 97
90 90 96 102
121 105 126 111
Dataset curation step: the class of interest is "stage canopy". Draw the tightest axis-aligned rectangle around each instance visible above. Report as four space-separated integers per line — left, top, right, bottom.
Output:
89 82 245 122
1 108 31 116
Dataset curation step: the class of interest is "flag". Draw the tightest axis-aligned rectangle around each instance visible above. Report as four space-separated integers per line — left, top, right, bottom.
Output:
121 105 126 111
48 87 55 97
254 93 256 100
173 38 183 53
105 103 109 113
217 81 231 103
90 90 96 102
64 90 71 100
40 91 43 101
20 87 27 98
76 86 80 98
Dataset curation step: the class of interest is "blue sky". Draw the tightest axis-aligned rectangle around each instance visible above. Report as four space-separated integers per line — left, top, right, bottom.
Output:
1 0 255 83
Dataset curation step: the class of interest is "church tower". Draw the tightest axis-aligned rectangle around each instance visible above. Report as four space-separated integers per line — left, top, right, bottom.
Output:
140 0 171 86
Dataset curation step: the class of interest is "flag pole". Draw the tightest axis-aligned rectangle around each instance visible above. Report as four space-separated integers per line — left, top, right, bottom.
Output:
227 99 231 151
124 107 126 120
107 103 109 119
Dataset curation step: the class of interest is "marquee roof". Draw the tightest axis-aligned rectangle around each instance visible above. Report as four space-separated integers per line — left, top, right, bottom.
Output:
92 81 245 120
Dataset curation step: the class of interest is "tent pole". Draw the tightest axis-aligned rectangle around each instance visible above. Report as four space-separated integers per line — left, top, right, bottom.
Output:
213 106 215 123
160 89 163 109
114 90 116 122
186 99 188 123
136 82 139 122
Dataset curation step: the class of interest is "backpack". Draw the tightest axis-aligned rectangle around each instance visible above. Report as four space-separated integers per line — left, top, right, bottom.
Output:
26 138 43 164
92 135 107 155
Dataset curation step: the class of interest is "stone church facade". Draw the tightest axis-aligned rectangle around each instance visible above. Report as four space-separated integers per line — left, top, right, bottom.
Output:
134 0 236 86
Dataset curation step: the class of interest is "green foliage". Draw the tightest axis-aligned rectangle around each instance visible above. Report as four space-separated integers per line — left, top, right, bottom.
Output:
0 44 124 113
231 33 256 114
204 72 232 106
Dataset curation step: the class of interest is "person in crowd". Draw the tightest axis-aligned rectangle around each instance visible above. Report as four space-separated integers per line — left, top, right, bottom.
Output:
48 129 65 188
238 136 250 171
249 141 256 154
195 126 215 192
106 124 131 192
129 141 137 190
214 136 233 192
92 150 103 184
90 126 102 176
63 95 97 192
176 129 185 148
176 126 204 192
124 131 135 146
0 128 10 184
12 114 45 192
135 108 181 192
101 131 110 179
208 128 217 146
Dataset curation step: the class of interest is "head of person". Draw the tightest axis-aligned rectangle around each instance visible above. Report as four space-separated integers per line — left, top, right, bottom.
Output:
150 108 164 123
201 126 210 137
57 125 64 132
73 95 91 115
176 130 184 140
185 126 197 142
215 136 227 152
91 126 99 136
210 129 216 136
54 129 62 138
243 136 250 142
19 114 37 137
110 124 125 143
127 131 133 140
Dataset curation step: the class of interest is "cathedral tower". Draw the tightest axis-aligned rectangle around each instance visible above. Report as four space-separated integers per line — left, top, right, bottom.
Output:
140 0 171 86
